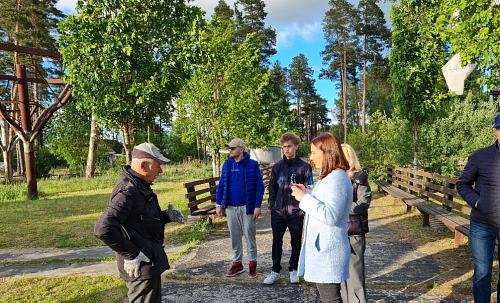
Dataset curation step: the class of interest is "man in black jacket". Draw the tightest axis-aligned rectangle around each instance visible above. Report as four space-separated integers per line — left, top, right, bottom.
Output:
263 132 313 285
457 114 500 303
94 143 183 303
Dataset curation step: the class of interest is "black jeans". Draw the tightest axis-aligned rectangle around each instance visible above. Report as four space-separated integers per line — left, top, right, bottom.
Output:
271 210 304 273
125 276 162 303
316 283 342 303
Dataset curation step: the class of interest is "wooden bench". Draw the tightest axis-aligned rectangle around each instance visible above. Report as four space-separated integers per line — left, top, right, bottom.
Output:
375 166 471 245
183 164 272 225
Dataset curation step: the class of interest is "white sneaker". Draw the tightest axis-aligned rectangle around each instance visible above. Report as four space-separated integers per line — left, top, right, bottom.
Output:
289 270 299 284
263 271 280 285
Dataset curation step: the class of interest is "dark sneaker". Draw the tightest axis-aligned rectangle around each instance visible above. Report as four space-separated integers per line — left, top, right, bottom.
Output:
225 262 244 277
248 261 257 278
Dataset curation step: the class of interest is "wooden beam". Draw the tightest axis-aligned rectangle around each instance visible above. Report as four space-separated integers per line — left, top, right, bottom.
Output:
0 75 65 85
0 43 61 59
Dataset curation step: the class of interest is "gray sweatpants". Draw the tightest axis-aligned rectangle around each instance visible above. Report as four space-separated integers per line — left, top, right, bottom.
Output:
226 205 257 262
340 235 367 303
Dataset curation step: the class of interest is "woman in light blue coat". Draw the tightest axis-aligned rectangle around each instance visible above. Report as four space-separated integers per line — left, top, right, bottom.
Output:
292 133 352 303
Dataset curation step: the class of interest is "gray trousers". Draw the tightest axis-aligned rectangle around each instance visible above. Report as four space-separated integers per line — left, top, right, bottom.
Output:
316 283 342 303
125 276 161 303
226 205 257 262
340 235 367 303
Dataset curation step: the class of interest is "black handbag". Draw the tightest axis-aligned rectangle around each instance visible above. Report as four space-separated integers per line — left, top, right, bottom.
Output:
348 213 369 236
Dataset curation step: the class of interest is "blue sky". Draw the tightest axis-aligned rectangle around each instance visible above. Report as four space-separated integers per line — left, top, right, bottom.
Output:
56 0 392 112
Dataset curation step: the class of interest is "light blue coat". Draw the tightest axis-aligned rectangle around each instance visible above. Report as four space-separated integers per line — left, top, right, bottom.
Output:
298 169 353 283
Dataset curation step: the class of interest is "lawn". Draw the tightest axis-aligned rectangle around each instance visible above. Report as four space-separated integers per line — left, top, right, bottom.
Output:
0 162 213 302
0 161 212 248
0 276 127 303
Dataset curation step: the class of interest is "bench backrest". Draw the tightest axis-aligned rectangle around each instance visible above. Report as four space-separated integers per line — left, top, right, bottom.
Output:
183 164 273 214
385 166 470 216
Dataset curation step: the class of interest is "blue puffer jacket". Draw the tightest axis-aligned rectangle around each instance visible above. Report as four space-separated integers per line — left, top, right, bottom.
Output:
216 152 265 215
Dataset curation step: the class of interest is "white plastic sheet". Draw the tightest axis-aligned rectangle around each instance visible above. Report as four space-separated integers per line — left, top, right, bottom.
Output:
441 53 476 95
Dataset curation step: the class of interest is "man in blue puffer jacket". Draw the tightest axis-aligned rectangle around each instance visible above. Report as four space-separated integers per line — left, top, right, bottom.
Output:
216 138 265 278
457 114 500 303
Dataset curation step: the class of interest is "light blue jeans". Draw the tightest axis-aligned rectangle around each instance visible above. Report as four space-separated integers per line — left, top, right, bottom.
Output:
470 219 500 303
226 205 257 263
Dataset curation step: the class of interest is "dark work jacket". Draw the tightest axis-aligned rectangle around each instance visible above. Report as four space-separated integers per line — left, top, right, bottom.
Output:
457 141 500 228
268 156 313 215
350 169 372 215
94 166 171 282
216 152 265 215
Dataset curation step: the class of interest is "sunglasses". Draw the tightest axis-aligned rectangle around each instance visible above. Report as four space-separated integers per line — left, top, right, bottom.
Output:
229 147 239 150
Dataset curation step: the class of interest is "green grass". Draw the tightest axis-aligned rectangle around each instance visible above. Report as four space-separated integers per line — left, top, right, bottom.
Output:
0 257 115 266
0 162 212 248
0 276 127 303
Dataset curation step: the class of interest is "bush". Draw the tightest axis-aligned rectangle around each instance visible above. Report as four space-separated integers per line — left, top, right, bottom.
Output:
418 91 496 176
35 147 63 178
347 111 413 180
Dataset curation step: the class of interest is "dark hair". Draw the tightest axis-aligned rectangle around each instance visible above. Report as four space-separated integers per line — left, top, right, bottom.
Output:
280 132 301 146
311 133 349 179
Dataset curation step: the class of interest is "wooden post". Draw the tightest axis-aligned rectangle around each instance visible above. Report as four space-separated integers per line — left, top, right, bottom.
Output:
16 64 37 199
423 176 431 200
186 185 198 214
409 171 416 195
387 166 393 184
444 181 453 212
422 212 430 227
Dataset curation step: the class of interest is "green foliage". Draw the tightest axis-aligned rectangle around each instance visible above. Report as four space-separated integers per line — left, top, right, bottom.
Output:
45 102 90 170
58 0 202 141
296 141 311 158
390 0 449 125
135 130 198 163
347 111 413 179
34 146 61 178
446 0 500 89
419 91 496 176
175 16 272 172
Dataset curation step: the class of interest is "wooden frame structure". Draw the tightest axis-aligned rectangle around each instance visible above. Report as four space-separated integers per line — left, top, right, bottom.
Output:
0 42 71 199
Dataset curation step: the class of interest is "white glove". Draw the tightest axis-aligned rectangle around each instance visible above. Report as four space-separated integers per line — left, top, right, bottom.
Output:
124 251 150 278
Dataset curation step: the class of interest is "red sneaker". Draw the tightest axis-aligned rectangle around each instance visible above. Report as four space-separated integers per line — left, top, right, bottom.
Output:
224 262 244 277
248 261 257 278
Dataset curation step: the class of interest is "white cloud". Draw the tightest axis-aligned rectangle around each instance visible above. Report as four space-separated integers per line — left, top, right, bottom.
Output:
276 22 322 49
56 0 77 13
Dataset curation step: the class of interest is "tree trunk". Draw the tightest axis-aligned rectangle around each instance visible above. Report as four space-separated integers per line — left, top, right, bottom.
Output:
120 124 135 164
16 141 24 175
86 113 98 179
362 35 367 133
23 140 37 199
2 149 12 183
147 126 151 143
342 47 348 143
412 119 419 168
353 84 359 129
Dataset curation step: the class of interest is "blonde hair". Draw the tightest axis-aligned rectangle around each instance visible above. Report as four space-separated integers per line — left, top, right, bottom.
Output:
341 143 362 178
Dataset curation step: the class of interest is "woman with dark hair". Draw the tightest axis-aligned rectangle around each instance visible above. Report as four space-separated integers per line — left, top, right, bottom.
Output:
292 133 352 303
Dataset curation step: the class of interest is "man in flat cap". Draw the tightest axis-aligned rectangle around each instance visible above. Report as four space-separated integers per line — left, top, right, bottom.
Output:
216 138 265 278
94 143 183 302
457 114 500 302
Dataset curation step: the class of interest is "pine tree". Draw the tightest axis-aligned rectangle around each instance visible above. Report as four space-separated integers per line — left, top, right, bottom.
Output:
321 0 358 142
213 0 234 20
357 0 391 132
234 0 276 64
